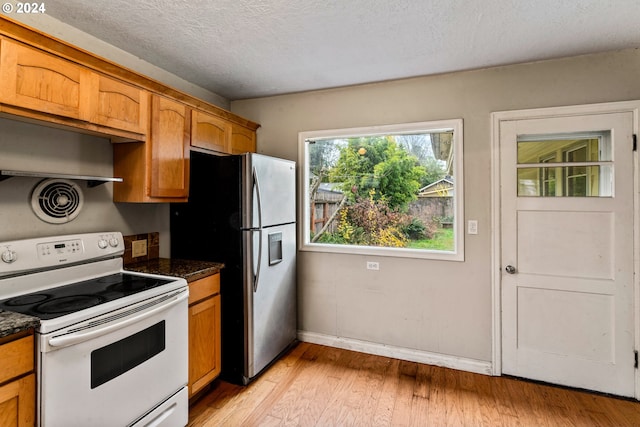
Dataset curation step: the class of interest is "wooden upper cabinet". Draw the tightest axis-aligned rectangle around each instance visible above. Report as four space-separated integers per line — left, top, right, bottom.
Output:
149 94 190 198
0 37 148 138
230 123 257 154
0 37 90 120
191 110 231 153
87 73 148 134
113 94 189 202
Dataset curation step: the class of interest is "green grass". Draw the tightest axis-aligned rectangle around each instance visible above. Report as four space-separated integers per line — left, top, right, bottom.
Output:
408 228 454 251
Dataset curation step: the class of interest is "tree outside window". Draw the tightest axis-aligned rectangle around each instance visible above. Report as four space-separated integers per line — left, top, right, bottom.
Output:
299 120 464 261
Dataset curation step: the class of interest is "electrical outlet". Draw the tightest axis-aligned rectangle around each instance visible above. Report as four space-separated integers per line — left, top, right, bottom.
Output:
132 239 148 258
366 261 379 270
468 220 478 235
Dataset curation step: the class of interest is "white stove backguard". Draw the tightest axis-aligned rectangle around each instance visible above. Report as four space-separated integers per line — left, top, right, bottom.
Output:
0 231 124 278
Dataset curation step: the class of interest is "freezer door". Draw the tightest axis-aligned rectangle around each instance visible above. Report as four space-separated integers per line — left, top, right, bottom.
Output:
242 153 296 229
243 223 296 381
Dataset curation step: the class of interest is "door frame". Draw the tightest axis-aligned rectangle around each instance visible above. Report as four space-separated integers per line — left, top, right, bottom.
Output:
490 100 640 398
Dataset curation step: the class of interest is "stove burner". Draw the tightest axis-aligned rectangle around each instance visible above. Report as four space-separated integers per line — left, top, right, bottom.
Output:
36 295 106 314
0 273 174 320
96 275 125 285
4 294 50 306
107 277 164 293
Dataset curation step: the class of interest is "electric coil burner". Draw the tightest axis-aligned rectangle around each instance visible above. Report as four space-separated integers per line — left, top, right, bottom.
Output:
0 232 189 427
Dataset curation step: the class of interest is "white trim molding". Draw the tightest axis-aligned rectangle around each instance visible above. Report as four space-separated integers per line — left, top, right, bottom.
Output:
298 331 493 376
490 100 640 399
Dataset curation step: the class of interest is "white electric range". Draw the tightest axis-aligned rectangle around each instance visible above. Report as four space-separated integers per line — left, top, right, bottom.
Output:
0 232 189 427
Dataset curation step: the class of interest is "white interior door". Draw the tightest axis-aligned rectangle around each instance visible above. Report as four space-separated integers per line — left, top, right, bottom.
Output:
500 111 635 397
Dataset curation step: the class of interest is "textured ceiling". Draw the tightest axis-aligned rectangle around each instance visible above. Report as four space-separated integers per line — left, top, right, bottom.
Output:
37 0 640 100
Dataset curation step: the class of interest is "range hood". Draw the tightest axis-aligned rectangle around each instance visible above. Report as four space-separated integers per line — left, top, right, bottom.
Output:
0 170 123 187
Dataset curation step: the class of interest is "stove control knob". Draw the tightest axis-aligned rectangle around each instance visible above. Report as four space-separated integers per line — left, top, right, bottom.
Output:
1 250 16 264
109 237 119 248
98 239 108 249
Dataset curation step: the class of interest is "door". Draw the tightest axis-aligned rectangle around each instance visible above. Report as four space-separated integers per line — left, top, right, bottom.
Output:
243 222 297 382
500 111 635 396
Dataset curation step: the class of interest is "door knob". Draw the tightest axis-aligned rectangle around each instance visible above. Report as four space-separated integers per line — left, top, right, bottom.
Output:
505 265 516 274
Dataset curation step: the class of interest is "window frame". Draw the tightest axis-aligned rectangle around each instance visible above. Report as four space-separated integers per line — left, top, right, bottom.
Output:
539 154 557 196
298 119 464 261
563 144 589 196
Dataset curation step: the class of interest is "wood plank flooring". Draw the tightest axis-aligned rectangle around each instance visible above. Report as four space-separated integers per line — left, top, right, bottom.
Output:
188 342 640 426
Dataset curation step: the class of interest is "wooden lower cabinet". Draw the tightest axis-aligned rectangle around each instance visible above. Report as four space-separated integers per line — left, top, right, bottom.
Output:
0 374 35 427
0 334 35 427
188 274 221 398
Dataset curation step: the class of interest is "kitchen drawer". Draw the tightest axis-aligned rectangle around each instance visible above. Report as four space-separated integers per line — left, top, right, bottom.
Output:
0 335 34 385
188 274 220 305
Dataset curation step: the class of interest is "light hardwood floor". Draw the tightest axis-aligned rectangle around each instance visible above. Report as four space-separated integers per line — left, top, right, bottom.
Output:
188 342 640 426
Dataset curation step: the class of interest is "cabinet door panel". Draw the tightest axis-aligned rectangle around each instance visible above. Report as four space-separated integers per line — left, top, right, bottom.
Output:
191 110 231 153
89 74 148 134
149 95 189 198
189 294 221 397
0 38 89 119
230 124 256 154
0 374 35 427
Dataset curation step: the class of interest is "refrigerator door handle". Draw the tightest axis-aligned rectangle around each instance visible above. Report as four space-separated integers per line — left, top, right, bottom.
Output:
252 166 263 229
252 166 264 292
253 228 263 292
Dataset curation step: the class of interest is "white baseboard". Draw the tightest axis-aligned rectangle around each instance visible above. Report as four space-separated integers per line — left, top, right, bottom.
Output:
297 330 493 376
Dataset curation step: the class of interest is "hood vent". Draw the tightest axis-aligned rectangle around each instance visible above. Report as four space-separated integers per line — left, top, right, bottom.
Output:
1 170 122 187
31 179 84 224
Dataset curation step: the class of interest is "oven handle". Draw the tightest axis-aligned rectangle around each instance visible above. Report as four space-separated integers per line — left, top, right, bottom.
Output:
48 291 188 348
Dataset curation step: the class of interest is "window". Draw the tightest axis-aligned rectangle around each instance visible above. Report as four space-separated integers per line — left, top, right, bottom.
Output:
298 119 464 260
516 132 612 197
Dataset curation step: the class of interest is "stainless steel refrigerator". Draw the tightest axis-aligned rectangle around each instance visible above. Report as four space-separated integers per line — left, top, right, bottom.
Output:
171 151 297 385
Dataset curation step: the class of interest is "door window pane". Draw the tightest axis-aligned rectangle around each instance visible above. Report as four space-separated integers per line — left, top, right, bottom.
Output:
517 134 610 164
518 166 612 197
516 131 612 197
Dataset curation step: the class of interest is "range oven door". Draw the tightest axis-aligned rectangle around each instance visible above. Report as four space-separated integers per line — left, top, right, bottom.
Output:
38 289 188 427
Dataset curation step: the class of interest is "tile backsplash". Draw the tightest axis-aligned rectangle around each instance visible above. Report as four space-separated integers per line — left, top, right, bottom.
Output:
123 232 160 265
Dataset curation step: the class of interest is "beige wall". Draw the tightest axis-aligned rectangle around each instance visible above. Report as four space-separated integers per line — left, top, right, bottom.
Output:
0 118 171 255
231 48 640 362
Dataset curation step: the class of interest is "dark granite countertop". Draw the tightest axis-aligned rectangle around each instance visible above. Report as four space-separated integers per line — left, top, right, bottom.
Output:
125 258 224 283
0 310 39 339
